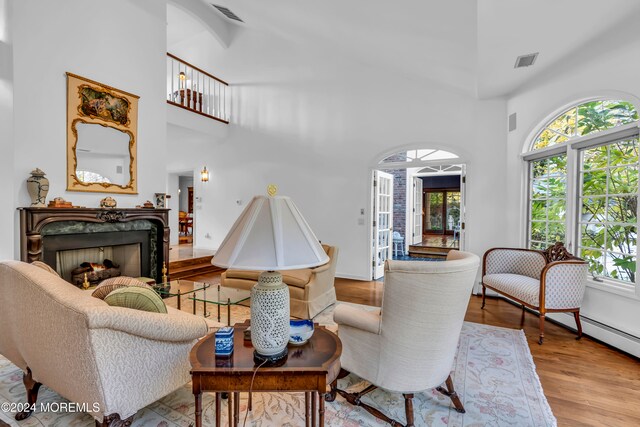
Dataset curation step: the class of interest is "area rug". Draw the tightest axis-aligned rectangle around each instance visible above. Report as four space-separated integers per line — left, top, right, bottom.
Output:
0 303 556 427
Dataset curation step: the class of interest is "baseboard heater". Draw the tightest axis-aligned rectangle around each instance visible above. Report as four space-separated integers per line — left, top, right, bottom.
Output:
579 315 640 342
481 293 640 358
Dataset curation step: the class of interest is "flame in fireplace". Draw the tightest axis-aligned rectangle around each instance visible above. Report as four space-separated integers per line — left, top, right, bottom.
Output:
90 262 106 271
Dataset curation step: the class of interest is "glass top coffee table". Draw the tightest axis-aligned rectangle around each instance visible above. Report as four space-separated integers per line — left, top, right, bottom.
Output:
190 285 251 325
154 280 210 312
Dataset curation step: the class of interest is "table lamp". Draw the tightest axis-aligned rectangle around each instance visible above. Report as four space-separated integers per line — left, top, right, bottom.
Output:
211 186 329 364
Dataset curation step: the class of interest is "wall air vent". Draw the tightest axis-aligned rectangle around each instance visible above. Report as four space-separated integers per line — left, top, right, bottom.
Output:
508 113 517 132
211 4 244 23
514 52 538 68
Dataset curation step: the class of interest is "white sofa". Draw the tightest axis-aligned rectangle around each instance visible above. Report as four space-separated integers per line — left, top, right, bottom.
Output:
0 260 208 426
482 244 588 344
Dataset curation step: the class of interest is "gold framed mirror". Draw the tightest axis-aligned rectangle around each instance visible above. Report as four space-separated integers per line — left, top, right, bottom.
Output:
66 72 139 194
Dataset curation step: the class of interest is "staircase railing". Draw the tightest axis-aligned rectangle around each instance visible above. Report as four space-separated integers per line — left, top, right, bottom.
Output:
166 53 229 123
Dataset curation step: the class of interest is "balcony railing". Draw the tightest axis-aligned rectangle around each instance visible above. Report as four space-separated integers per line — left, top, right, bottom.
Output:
166 53 230 124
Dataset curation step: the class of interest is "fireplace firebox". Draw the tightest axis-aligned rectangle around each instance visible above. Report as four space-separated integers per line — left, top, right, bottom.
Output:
19 207 170 285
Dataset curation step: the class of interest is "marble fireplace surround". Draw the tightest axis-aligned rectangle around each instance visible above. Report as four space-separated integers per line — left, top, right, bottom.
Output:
19 208 170 283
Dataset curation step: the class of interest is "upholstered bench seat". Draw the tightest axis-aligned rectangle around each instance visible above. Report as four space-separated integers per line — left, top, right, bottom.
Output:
221 244 339 319
225 268 313 288
482 273 540 306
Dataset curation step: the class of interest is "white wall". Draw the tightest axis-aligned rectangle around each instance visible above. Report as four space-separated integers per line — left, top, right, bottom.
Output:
0 0 14 260
167 172 180 246
168 27 508 279
506 29 640 351
8 0 167 258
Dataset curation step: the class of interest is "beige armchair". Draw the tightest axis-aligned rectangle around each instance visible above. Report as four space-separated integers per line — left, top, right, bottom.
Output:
221 244 338 319
0 260 208 427
330 251 480 426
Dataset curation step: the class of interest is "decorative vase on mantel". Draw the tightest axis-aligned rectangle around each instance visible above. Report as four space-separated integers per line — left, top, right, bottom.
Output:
26 168 49 207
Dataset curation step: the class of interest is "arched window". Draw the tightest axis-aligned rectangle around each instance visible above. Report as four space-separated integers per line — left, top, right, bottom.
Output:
532 100 637 150
380 149 458 165
525 99 639 288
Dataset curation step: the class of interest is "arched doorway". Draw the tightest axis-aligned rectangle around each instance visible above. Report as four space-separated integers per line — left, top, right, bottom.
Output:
370 149 466 279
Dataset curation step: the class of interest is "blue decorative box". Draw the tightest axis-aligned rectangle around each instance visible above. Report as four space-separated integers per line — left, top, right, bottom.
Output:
215 327 234 357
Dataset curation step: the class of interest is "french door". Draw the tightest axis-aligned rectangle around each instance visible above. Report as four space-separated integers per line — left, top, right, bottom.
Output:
425 189 461 235
412 177 423 244
373 171 393 279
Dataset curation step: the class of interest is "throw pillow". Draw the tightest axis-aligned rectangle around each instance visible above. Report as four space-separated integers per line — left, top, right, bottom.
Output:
92 276 149 300
104 286 167 314
31 261 61 277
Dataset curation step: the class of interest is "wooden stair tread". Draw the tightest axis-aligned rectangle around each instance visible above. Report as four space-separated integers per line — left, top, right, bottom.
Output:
170 263 217 273
409 253 448 258
408 246 449 258
170 267 223 280
409 246 453 253
168 255 223 280
169 255 214 269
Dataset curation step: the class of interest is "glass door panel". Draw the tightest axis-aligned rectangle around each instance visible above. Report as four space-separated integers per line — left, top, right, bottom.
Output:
426 192 444 233
413 177 423 244
373 171 393 279
446 192 461 232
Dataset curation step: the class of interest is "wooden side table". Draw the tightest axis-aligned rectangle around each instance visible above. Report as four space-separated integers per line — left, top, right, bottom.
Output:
190 320 342 427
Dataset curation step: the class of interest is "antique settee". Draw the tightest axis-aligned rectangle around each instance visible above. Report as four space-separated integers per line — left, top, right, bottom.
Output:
482 243 588 344
0 260 208 426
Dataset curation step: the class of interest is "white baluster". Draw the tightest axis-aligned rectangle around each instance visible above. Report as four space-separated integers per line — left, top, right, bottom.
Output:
170 57 174 103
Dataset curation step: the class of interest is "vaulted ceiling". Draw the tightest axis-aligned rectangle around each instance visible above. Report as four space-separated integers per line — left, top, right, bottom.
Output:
168 0 640 100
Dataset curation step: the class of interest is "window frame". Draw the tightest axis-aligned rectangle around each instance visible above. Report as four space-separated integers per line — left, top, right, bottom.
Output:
523 118 640 299
531 99 639 151
527 153 568 250
576 137 638 287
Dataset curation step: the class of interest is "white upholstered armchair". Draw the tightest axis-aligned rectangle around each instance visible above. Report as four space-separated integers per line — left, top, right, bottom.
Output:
482 243 588 344
330 250 480 426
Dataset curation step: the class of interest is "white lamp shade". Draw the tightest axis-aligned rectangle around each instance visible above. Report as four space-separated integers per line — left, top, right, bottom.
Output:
212 195 329 270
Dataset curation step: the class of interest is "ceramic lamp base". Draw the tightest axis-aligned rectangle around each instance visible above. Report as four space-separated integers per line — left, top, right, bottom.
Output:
253 348 288 366
250 271 290 361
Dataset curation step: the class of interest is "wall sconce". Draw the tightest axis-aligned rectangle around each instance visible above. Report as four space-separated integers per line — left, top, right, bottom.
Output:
179 71 186 89
200 166 210 182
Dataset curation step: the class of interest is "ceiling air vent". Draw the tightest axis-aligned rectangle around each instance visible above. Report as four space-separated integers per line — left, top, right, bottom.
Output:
211 4 244 23
514 52 538 68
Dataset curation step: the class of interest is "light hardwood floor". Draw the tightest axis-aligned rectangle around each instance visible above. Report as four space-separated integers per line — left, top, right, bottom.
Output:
169 243 214 261
189 273 640 426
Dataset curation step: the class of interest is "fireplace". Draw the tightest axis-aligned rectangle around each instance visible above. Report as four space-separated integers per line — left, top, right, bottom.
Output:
57 243 141 284
19 207 170 285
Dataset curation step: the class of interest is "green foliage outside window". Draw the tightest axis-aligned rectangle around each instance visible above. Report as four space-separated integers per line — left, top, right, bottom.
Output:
579 139 638 283
446 192 461 231
427 192 443 230
529 155 567 250
528 99 639 286
533 100 638 150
